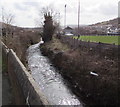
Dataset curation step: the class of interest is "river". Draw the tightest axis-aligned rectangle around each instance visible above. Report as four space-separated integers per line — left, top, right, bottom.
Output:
27 41 83 106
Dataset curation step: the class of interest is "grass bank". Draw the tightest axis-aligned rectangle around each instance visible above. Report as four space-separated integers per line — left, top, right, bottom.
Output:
73 36 120 45
40 37 119 106
1 30 41 66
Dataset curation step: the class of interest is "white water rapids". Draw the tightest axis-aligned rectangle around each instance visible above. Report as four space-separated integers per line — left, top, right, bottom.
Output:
27 41 83 106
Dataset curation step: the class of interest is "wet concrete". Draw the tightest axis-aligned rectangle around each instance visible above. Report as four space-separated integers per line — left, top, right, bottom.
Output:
27 42 83 106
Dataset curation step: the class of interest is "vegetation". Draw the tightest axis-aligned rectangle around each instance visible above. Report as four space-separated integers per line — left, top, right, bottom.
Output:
43 12 54 42
42 37 70 51
2 8 15 36
1 28 41 66
38 6 60 42
41 37 119 106
73 36 120 45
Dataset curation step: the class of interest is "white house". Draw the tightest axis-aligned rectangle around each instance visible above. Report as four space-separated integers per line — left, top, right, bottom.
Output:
63 26 73 36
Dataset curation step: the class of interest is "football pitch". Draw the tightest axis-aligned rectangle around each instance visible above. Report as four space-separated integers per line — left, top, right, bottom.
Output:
73 36 120 45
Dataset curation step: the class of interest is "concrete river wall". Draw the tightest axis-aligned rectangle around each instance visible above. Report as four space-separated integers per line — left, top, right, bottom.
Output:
1 41 49 105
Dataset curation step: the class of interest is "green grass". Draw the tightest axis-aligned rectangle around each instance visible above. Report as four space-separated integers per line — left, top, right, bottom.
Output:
73 36 120 45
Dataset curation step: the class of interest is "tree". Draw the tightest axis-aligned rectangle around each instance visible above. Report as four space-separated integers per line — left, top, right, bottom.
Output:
37 6 61 42
43 11 54 42
2 8 14 36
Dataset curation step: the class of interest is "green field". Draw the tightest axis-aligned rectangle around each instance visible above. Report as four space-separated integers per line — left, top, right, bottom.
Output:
73 36 120 45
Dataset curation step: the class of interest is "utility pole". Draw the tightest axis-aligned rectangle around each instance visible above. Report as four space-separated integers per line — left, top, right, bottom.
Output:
64 4 67 28
118 1 120 34
78 0 80 38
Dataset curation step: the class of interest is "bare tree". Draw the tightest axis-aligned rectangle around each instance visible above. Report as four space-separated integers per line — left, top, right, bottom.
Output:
2 8 15 36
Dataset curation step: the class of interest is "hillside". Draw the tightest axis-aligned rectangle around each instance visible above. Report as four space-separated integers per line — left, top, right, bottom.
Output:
0 22 42 35
90 18 118 27
81 18 119 34
1 21 41 65
71 18 119 35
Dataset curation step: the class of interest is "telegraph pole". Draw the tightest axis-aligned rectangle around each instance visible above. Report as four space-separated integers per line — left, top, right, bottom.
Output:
118 1 120 33
64 4 67 28
78 0 80 37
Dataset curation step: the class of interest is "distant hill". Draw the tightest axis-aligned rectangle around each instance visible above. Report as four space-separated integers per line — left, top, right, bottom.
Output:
71 18 119 35
90 18 118 27
0 22 42 33
0 22 20 29
63 18 118 29
1 17 119 35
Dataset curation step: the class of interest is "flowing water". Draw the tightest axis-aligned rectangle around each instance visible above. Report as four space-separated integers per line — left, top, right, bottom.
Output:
27 42 83 106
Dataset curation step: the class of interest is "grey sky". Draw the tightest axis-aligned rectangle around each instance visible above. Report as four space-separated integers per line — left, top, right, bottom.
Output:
0 0 119 27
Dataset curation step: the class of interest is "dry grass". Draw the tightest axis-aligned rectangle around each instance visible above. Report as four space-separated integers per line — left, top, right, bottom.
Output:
1 30 41 66
44 37 70 52
41 37 119 106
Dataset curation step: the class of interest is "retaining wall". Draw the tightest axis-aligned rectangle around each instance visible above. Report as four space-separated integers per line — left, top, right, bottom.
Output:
1 41 50 106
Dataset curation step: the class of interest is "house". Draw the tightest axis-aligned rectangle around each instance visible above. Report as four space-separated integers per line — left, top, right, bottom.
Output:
63 26 73 35
107 26 119 34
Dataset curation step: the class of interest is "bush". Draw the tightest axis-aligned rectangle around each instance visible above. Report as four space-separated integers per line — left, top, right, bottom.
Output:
43 12 55 42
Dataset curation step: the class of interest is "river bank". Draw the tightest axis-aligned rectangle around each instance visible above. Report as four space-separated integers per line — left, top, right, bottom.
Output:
27 42 83 106
40 37 119 106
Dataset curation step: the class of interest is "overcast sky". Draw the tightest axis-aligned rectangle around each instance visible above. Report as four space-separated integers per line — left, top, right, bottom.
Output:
0 0 119 28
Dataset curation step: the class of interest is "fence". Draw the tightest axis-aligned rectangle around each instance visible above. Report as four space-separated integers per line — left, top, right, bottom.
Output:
1 41 50 106
75 34 120 36
61 36 119 58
